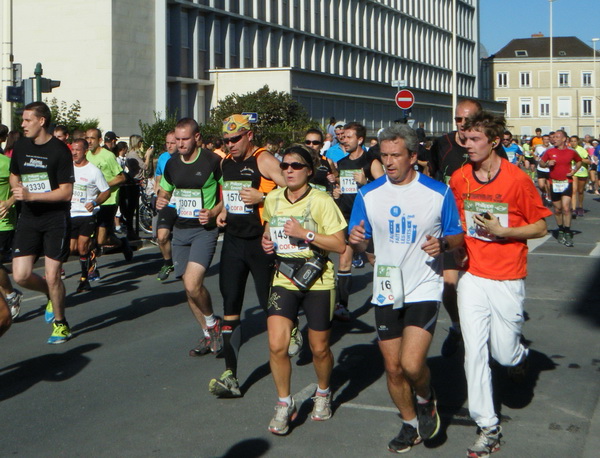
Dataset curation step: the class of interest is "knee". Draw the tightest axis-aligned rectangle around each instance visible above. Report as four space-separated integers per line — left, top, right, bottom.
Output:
269 339 289 359
309 343 331 361
400 359 423 383
383 358 404 380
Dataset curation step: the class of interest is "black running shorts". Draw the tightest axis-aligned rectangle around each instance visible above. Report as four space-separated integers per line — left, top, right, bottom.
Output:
375 301 440 341
267 286 334 331
13 212 71 262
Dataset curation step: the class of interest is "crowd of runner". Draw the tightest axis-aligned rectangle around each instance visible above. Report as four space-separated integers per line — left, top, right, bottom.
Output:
0 99 596 457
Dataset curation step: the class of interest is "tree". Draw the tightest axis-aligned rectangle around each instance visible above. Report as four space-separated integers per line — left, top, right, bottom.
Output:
208 85 318 145
138 111 178 152
46 98 99 132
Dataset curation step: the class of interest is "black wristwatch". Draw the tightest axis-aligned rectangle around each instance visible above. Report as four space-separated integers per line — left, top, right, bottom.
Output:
440 237 450 253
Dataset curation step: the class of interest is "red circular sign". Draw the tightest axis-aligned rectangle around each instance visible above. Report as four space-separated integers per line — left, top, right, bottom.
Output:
395 90 415 109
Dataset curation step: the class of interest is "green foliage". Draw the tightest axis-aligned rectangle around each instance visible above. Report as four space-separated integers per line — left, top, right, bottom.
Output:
46 98 99 133
208 85 317 146
138 111 178 152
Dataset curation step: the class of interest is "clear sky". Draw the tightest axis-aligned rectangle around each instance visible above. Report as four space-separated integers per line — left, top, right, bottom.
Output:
480 0 600 56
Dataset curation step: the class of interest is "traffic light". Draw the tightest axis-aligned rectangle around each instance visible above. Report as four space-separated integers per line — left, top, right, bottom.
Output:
40 78 60 93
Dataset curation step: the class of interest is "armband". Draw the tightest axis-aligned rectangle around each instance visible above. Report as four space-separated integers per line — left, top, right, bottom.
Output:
91 200 98 207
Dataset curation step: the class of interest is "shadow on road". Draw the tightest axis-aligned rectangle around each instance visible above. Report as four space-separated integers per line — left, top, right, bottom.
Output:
0 343 101 402
219 438 270 457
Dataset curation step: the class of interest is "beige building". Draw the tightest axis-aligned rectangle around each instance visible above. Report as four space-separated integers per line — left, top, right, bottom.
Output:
482 35 600 138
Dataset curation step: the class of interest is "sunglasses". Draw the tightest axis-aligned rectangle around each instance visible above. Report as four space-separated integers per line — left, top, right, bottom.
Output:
223 131 248 144
454 117 465 123
305 140 322 146
279 162 308 171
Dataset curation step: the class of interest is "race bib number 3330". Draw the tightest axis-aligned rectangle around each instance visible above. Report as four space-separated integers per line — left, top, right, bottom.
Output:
22 172 51 193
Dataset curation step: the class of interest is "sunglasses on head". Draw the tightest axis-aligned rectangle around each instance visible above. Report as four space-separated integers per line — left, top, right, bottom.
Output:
223 131 248 144
279 162 308 171
305 140 322 146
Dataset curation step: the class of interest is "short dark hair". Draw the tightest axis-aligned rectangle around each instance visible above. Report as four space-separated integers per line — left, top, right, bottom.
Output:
343 122 366 143
304 128 324 143
72 138 89 151
463 111 506 143
54 124 69 136
24 102 52 129
503 130 513 139
87 127 102 139
176 117 200 135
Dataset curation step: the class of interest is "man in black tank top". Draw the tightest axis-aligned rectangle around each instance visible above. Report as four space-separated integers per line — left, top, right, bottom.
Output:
332 122 385 321
208 114 286 398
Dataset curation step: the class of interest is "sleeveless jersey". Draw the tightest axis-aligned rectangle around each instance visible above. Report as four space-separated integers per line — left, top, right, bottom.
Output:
222 147 276 238
336 149 380 219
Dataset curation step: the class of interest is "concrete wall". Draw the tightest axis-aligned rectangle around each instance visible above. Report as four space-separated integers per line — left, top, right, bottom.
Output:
12 0 113 131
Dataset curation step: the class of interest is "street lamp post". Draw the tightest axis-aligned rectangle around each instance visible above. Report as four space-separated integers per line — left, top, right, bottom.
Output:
549 0 556 130
593 38 599 137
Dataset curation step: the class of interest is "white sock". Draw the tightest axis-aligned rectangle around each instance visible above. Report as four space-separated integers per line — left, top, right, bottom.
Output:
279 396 292 406
316 387 330 396
404 417 418 429
205 314 216 328
6 292 16 300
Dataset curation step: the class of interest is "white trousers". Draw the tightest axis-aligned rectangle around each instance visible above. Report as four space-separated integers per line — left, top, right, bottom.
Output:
457 272 528 428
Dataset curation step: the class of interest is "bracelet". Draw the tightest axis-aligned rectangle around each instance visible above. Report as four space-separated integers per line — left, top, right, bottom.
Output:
91 200 98 207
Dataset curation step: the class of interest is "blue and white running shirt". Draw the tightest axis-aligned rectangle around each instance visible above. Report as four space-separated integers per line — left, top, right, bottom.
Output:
350 173 463 305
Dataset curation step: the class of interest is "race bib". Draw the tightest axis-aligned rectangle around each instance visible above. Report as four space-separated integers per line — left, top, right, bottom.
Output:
22 172 51 193
552 180 568 193
311 183 327 192
174 189 203 219
372 264 404 309
464 200 509 242
223 181 252 214
270 215 308 254
340 169 360 194
72 183 87 204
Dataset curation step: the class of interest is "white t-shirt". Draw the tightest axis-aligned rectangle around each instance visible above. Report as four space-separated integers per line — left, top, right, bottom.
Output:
71 162 110 217
535 145 549 172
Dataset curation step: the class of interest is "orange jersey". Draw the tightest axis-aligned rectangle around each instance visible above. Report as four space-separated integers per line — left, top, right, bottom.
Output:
449 159 552 280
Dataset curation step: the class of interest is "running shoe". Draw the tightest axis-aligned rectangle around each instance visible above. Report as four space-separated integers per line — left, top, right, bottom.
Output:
388 422 422 454
577 207 584 217
416 388 440 440
157 264 174 281
207 317 223 353
333 303 350 321
467 426 502 457
557 231 566 245
441 326 462 358
60 268 66 280
268 399 297 435
76 277 92 293
352 253 365 268
564 232 574 248
88 268 101 282
7 289 23 320
189 337 212 357
507 354 529 384
121 238 134 262
47 322 72 344
44 299 55 323
288 326 303 357
208 369 242 398
310 392 332 421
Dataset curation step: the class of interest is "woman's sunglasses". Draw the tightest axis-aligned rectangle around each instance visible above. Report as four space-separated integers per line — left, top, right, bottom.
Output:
279 162 308 171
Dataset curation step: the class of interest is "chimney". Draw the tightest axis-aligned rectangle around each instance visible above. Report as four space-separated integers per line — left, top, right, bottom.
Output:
531 33 544 38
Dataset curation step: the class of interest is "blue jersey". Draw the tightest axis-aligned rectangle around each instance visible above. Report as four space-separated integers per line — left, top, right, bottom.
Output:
503 144 523 164
350 173 462 304
325 143 348 163
155 151 173 178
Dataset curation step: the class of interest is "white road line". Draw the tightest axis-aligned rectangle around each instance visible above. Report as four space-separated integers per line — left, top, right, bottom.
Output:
529 252 598 259
528 234 551 252
293 383 318 405
339 402 398 413
23 294 46 303
589 243 600 258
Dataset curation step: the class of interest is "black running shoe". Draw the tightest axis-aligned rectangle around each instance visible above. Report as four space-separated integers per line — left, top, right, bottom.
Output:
416 388 441 440
76 278 92 293
388 423 422 453
189 337 212 357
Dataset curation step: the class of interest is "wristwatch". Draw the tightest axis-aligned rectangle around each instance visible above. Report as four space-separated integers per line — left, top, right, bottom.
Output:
305 231 316 242
440 237 449 253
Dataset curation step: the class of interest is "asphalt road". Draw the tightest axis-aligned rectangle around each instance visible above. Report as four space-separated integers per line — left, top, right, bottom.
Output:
1 196 600 457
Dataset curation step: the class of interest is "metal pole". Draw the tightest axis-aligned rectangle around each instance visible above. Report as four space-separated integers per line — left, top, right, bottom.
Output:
549 0 555 130
34 62 42 102
593 38 599 137
452 0 457 117
1 0 13 128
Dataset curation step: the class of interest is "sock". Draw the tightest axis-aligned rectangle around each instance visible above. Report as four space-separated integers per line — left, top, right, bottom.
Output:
564 226 572 234
316 387 330 396
404 416 418 429
337 270 352 308
54 319 68 326
222 319 241 378
279 395 292 406
80 254 90 279
203 328 210 338
205 314 216 328
416 393 431 404
164 258 173 267
558 225 564 232
6 291 16 301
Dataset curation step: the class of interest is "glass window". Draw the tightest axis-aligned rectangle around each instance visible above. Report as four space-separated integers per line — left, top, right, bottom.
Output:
539 97 550 117
582 71 592 87
519 72 531 88
558 72 570 87
497 72 508 88
582 98 593 116
520 98 532 117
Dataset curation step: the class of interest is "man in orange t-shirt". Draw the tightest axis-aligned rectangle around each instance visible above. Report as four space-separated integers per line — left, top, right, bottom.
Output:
449 111 551 457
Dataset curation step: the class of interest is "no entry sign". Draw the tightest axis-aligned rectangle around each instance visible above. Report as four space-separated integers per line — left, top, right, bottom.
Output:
395 90 415 109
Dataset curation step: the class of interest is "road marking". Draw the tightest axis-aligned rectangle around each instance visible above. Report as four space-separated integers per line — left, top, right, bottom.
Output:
23 294 45 303
589 243 600 257
339 402 398 413
293 383 318 405
529 252 598 259
528 234 550 252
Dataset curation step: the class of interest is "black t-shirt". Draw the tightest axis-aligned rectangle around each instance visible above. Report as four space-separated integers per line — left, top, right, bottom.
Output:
162 148 222 229
336 149 381 219
429 131 508 183
10 136 74 216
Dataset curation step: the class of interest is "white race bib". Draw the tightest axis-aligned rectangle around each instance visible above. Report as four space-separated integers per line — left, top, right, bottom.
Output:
22 172 51 193
223 181 252 215
372 264 404 309
552 180 568 193
72 183 87 205
340 169 360 194
270 215 308 254
464 200 509 242
174 189 203 219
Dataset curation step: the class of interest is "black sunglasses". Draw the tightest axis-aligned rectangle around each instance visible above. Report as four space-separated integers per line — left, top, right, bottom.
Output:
454 117 465 123
305 140 322 146
223 131 248 144
279 162 308 171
